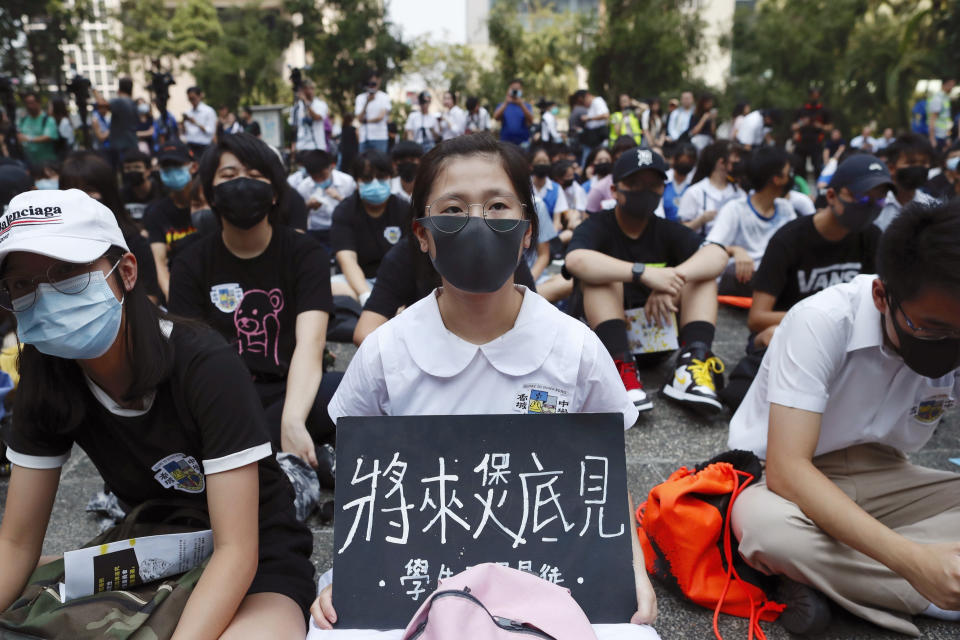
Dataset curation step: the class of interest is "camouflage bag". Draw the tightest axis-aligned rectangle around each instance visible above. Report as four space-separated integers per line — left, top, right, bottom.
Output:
0 499 210 640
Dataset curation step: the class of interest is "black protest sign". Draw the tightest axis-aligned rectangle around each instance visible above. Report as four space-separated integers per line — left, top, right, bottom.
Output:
332 413 635 629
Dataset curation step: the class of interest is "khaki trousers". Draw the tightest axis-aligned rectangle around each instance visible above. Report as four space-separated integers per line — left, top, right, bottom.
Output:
731 443 960 637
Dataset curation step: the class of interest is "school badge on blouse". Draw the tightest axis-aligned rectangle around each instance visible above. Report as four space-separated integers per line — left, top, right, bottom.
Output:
152 453 205 493
210 283 244 313
383 226 402 245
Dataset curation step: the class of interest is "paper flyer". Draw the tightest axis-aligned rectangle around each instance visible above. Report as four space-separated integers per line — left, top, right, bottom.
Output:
625 306 679 354
63 529 213 601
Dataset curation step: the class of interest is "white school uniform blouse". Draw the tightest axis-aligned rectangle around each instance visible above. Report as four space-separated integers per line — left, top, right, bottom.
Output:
328 286 639 429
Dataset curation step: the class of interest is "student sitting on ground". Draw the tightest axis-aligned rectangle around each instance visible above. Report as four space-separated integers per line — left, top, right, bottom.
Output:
586 137 639 214
875 133 939 231
564 148 729 415
719 154 892 411
661 142 697 222
729 199 960 637
676 140 743 237
388 140 423 203
530 145 571 224
168 132 340 476
288 149 356 250
311 133 658 638
0 189 315 638
330 150 409 305
706 146 798 297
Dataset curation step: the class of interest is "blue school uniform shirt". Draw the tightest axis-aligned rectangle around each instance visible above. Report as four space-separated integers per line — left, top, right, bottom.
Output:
497 102 532 145
662 179 690 222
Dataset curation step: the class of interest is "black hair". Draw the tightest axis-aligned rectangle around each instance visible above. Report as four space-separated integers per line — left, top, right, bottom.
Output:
691 140 731 185
187 86 202 96
585 145 613 168
466 96 479 112
391 140 424 162
762 108 782 126
527 144 551 164
21 91 38 102
745 145 789 191
418 90 431 105
300 149 334 175
59 151 138 237
878 199 960 303
14 244 179 435
732 102 749 119
551 160 573 182
51 97 69 123
365 69 380 83
197 132 287 224
118 77 133 95
409 134 539 292
884 133 935 165
672 142 698 163
611 136 637 159
122 149 151 166
351 149 393 182
446 90 457 104
509 78 524 87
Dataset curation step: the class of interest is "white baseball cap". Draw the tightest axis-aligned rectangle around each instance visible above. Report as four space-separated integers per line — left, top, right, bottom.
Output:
0 189 128 268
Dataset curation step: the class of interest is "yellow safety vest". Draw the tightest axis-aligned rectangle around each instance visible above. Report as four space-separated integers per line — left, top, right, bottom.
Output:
609 111 643 145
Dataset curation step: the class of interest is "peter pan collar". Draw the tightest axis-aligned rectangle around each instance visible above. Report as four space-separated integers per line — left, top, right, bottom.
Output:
402 286 560 378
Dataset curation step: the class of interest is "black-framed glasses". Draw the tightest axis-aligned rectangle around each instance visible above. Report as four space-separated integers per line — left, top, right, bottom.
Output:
889 296 960 341
0 259 118 312
420 195 526 233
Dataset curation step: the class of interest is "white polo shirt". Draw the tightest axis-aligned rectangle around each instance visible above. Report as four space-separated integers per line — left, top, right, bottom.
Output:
354 90 392 142
676 178 743 235
564 180 588 212
404 111 440 146
440 105 467 140
735 110 765 147
328 286 639 429
290 169 356 231
182 102 217 145
874 189 938 231
706 195 797 266
729 275 959 459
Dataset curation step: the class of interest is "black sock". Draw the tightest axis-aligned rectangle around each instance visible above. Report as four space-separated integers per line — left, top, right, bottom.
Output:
594 319 631 361
679 321 715 349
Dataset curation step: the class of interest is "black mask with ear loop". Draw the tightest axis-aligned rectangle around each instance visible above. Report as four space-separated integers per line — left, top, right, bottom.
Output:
884 292 960 378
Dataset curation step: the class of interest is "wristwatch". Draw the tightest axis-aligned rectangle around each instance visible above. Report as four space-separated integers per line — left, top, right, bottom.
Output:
631 262 646 285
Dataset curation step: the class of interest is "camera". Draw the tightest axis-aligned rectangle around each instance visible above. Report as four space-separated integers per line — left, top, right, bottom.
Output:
290 67 303 94
149 70 174 106
510 88 521 99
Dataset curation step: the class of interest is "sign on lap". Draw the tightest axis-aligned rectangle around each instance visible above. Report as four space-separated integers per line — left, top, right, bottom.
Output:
332 413 636 629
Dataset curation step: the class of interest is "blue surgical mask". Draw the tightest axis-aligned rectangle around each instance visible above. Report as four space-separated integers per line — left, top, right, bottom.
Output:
359 179 390 205
16 265 124 360
948 157 960 172
160 166 191 191
35 178 59 190
318 176 333 189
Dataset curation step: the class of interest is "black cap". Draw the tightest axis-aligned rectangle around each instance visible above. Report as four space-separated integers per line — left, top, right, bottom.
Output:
0 164 34 208
612 148 669 183
828 154 893 196
157 140 193 166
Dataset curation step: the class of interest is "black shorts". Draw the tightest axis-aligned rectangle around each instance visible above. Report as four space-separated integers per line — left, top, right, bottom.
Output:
249 506 317 620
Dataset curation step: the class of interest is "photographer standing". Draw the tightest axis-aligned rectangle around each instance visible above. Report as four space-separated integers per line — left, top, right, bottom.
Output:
493 78 533 146
290 77 328 160
181 86 216 159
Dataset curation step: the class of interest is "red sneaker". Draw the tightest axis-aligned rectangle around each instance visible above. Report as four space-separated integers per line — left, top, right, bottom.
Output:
614 358 653 412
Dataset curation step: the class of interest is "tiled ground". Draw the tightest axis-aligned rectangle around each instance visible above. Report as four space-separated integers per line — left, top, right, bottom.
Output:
1 304 957 638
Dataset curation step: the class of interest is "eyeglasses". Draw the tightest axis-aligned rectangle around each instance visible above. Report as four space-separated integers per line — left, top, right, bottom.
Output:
845 194 886 207
890 296 960 341
420 195 526 233
0 258 119 312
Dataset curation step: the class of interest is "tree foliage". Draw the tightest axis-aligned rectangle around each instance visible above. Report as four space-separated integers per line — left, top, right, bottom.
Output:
487 0 593 105
404 37 501 108
0 0 94 89
109 0 222 74
191 4 294 111
587 0 705 103
285 0 410 117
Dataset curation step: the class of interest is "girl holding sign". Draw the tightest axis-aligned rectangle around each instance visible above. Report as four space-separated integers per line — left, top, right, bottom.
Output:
0 190 315 638
311 134 658 638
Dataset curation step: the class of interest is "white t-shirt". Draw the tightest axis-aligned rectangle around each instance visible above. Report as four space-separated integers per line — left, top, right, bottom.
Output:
540 111 562 143
183 102 217 145
405 111 440 146
57 117 75 148
290 97 328 151
677 178 743 235
533 178 570 218
585 96 610 130
465 107 491 133
439 105 467 140
328 286 640 430
729 275 960 459
735 110 765 147
850 135 879 150
564 180 588 212
786 190 816 216
389 176 412 203
706 195 797 266
875 189 938 231
354 90 392 142
667 107 693 140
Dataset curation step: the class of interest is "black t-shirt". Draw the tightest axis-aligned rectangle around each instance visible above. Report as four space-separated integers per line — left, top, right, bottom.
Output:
281 186 309 231
753 215 879 311
567 209 703 304
121 178 163 222
167 225 333 384
243 119 261 137
331 193 410 278
144 196 197 263
108 97 139 152
365 237 537 317
4 323 307 560
795 102 830 149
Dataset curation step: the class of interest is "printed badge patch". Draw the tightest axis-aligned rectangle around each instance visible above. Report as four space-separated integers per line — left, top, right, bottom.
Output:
514 383 571 415
210 283 244 313
152 453 205 493
910 394 954 424
383 226 402 245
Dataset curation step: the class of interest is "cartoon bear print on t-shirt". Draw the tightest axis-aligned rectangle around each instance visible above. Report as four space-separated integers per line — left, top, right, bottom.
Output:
233 288 284 366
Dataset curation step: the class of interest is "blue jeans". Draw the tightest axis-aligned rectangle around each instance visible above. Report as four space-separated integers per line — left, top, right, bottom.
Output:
359 139 388 154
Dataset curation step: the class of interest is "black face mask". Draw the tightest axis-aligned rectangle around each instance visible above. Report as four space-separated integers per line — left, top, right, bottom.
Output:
896 166 929 191
122 171 145 188
532 164 551 178
834 197 883 232
397 161 418 183
594 162 612 177
886 296 960 378
213 177 274 229
619 189 660 221
417 216 530 293
674 161 694 176
561 178 574 189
